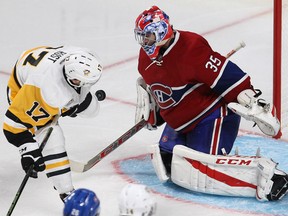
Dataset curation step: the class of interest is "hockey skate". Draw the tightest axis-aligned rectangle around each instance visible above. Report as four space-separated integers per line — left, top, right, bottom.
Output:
60 190 75 203
267 172 288 201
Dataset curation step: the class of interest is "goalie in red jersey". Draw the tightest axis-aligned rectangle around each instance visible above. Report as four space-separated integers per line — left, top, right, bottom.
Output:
134 5 288 201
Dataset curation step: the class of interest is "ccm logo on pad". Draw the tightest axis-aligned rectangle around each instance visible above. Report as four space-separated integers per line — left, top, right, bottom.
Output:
216 158 252 165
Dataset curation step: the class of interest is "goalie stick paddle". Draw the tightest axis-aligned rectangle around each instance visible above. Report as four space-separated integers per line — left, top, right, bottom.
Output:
70 119 147 172
6 115 59 216
69 41 246 173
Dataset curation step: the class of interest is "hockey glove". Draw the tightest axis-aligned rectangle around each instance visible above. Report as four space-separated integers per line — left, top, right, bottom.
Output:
61 92 92 118
228 89 280 136
61 93 93 118
61 92 100 118
61 105 78 118
135 77 164 130
19 143 46 178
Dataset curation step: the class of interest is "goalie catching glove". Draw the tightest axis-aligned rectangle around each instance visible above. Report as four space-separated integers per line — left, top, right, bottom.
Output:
135 77 164 130
228 89 280 136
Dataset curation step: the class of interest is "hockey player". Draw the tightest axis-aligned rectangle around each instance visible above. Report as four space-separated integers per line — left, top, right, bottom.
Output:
3 46 103 201
134 6 288 201
119 183 156 216
63 188 100 216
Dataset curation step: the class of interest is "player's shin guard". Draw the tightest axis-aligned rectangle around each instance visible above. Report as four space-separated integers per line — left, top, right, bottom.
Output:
59 189 75 203
149 144 169 182
37 125 74 195
44 151 74 194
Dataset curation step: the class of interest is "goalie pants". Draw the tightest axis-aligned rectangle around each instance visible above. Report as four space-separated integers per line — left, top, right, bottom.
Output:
159 105 241 155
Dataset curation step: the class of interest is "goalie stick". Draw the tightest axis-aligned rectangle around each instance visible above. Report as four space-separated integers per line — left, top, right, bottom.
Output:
70 119 147 172
225 41 246 58
69 41 246 173
6 115 59 216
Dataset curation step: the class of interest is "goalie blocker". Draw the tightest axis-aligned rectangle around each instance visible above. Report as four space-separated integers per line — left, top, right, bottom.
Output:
150 144 288 201
135 77 164 130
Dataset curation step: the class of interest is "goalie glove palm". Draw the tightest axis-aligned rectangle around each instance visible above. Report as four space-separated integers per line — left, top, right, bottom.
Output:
228 89 280 136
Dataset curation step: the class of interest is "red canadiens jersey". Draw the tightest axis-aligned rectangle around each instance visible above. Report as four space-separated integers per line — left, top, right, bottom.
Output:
137 30 252 133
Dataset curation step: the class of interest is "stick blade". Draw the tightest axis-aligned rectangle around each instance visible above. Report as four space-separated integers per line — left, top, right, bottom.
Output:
69 160 86 173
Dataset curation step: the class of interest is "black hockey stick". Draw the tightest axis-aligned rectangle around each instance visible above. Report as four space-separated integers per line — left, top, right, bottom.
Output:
6 116 59 216
70 119 147 172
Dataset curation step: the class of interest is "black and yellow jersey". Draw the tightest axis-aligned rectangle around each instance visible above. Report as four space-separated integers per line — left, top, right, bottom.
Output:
3 46 93 147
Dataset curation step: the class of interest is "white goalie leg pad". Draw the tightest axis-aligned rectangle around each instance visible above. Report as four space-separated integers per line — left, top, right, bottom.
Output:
135 77 151 124
149 143 169 183
171 145 259 197
228 89 280 136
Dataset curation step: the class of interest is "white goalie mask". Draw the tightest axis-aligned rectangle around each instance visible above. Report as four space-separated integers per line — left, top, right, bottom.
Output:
64 51 103 87
119 183 156 216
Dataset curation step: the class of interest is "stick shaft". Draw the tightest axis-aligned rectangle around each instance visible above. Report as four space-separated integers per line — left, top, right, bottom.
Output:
225 41 246 58
6 116 58 216
70 119 147 172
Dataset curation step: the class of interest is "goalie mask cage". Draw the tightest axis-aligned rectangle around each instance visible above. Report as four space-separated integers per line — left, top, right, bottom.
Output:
274 0 288 140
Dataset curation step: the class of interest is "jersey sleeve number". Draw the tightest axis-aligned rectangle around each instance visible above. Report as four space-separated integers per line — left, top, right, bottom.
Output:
22 46 64 67
205 55 221 72
23 51 48 67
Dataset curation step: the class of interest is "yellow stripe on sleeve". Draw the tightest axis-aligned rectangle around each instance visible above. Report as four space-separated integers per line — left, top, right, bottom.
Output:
3 122 27 134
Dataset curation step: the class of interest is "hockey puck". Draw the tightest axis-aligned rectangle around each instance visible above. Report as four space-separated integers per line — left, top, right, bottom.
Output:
95 90 106 101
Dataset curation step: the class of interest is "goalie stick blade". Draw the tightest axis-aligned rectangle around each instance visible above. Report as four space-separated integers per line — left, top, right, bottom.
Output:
70 156 101 173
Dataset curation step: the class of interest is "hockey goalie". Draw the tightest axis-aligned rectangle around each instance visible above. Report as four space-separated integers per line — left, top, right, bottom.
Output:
133 5 288 202
136 76 288 201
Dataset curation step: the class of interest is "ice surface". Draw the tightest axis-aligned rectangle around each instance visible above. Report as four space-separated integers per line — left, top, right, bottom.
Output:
1 0 287 215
